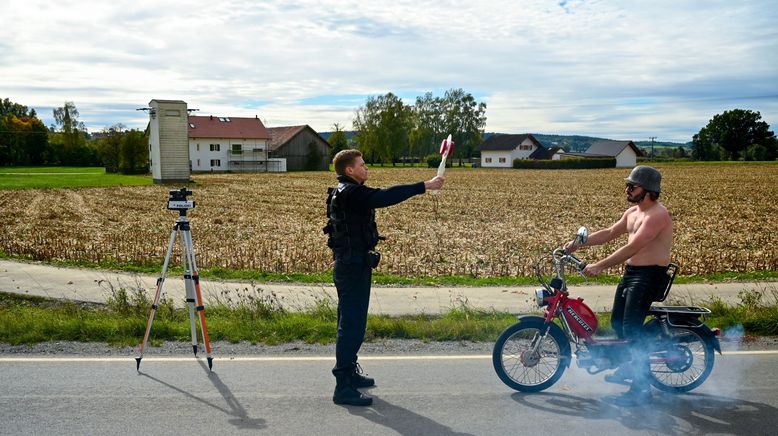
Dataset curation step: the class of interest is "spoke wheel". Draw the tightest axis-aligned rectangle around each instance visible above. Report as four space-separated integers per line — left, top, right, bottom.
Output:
492 318 570 392
649 327 715 393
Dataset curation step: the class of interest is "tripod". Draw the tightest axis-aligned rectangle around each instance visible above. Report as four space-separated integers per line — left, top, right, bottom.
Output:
136 188 213 371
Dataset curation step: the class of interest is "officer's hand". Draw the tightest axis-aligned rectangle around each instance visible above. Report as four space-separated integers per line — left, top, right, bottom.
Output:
425 176 445 191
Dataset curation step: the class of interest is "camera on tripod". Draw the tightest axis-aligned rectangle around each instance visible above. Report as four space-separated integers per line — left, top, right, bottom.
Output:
167 187 195 211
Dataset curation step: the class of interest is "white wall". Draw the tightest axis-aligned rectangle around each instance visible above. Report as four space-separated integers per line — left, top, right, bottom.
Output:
481 152 513 167
616 148 637 167
481 138 539 167
189 138 269 171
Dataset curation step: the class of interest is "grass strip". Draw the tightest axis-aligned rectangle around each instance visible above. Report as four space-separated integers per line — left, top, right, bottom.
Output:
1 289 776 346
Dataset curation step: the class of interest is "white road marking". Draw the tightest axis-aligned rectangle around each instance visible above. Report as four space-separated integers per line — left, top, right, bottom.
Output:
0 350 775 363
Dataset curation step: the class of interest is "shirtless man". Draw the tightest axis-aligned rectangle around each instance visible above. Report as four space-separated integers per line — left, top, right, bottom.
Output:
565 165 672 406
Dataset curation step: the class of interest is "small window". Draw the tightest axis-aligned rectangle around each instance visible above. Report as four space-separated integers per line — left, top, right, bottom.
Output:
499 157 506 163
196 144 200 151
189 123 195 128
197 159 200 166
210 159 221 167
231 144 242 154
485 157 492 163
210 144 220 152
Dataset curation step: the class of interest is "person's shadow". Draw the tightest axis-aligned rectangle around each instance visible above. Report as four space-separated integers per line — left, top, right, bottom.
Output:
511 391 778 435
346 395 475 436
137 360 266 430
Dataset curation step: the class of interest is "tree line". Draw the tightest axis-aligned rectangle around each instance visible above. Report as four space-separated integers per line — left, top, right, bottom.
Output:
0 98 148 173
692 109 777 161
339 88 487 164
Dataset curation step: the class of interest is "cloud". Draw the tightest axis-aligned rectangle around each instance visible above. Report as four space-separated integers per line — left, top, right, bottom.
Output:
0 0 776 141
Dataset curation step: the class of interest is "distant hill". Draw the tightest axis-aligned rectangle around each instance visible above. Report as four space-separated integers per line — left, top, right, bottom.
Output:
320 131 690 152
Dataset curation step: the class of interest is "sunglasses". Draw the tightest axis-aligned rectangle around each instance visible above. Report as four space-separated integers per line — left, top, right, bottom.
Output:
626 183 640 192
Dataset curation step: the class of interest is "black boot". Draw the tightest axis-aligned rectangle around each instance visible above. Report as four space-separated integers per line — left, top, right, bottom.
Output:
333 375 373 406
351 363 375 388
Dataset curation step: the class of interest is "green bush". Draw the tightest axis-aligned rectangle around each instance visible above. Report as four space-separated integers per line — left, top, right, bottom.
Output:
513 157 616 169
426 154 442 168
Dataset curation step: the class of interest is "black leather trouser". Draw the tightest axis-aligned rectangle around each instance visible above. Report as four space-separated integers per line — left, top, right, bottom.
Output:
612 264 669 388
331 253 372 377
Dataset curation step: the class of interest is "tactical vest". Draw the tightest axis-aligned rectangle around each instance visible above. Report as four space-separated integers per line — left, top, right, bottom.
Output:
323 181 381 253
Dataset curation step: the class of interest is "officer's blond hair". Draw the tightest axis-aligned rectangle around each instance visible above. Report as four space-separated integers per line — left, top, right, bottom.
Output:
333 149 362 176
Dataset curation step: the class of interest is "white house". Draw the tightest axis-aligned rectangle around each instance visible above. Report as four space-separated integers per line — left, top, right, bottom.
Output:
480 134 548 167
188 115 286 172
584 140 643 167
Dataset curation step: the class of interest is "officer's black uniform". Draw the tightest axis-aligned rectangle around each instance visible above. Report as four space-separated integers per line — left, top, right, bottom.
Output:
324 174 426 404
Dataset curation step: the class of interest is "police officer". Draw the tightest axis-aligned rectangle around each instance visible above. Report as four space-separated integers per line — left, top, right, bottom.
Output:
324 149 445 406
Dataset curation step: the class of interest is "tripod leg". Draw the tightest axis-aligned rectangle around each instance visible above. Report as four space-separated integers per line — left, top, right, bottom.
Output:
137 224 178 371
181 228 199 356
183 229 213 370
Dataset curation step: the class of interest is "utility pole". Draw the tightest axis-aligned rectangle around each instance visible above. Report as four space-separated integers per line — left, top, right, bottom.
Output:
649 136 657 159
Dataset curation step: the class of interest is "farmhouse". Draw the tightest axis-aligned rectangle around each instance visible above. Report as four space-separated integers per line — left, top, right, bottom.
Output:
583 140 643 167
188 115 289 172
480 134 552 167
267 125 331 171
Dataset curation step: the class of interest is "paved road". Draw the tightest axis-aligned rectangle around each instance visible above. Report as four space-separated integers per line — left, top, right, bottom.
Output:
1 350 777 435
1 259 773 315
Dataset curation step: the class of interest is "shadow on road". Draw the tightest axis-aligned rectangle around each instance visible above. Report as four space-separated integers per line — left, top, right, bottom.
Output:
137 362 266 430
345 396 474 436
511 391 778 435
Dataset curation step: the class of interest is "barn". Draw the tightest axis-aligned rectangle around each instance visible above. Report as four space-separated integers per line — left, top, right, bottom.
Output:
267 125 331 171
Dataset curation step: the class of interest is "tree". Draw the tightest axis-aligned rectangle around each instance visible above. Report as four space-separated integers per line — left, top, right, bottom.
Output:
304 141 322 170
119 129 148 174
328 122 349 159
440 88 487 163
52 101 91 165
353 93 412 164
0 98 47 166
95 124 124 172
692 109 776 161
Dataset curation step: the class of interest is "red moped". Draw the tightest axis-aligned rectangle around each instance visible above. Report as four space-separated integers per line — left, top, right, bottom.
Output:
492 227 721 393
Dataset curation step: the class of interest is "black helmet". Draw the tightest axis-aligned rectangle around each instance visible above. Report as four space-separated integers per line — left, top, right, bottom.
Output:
625 166 661 193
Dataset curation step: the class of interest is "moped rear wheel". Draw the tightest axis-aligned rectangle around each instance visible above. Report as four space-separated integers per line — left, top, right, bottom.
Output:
648 326 715 393
492 318 570 392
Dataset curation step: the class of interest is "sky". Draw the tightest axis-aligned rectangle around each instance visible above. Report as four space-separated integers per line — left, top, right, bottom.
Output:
1 0 776 143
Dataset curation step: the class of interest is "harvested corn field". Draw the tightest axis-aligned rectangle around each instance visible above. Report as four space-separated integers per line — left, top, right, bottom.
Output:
0 163 776 277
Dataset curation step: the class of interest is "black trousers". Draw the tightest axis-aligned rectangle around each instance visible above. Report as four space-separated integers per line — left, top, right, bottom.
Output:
332 253 372 377
612 264 669 388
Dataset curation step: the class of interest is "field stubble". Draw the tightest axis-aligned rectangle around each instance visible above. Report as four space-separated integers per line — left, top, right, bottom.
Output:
0 164 776 278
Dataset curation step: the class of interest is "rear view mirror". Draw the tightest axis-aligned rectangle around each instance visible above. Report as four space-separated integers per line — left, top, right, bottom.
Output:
575 226 589 245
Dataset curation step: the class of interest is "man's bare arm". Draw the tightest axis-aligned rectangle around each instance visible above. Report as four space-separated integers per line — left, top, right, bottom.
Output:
566 208 631 252
585 212 668 273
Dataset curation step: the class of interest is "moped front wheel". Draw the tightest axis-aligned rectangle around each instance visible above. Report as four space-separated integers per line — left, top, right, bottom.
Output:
648 326 715 393
492 318 571 392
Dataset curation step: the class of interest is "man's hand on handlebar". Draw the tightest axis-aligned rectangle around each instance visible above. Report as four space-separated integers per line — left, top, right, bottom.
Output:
563 240 580 254
582 263 603 276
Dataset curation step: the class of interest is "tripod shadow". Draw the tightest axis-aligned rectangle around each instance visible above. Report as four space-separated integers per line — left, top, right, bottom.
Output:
137 361 266 430
511 391 778 435
346 396 475 436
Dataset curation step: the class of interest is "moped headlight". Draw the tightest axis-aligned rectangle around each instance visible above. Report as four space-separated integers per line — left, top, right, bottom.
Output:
535 288 550 307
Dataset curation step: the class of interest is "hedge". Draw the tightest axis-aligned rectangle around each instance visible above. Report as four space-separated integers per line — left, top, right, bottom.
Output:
512 157 617 169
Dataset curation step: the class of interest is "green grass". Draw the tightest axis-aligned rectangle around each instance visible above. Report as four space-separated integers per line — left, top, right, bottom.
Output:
1 286 775 346
0 166 152 189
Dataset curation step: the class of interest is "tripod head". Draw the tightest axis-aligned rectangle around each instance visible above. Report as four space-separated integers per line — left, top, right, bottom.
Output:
168 187 195 215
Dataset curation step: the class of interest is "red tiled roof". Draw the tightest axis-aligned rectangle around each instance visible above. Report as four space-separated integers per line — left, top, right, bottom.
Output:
188 115 270 139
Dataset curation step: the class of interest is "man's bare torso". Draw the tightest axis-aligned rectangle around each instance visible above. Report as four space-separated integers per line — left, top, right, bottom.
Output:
626 202 673 266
